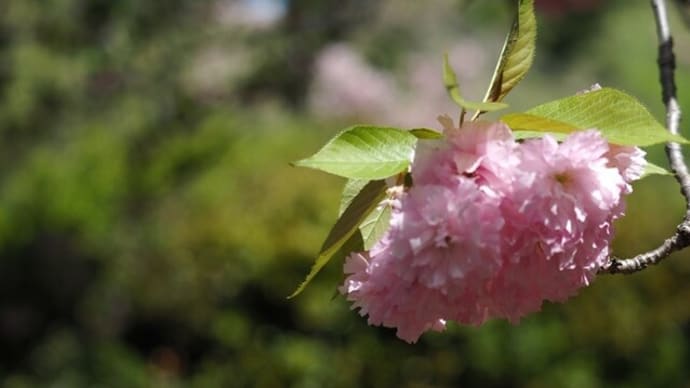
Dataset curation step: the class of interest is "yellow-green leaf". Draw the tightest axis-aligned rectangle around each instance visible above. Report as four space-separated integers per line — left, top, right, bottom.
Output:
482 0 536 103
642 161 671 178
340 179 393 250
288 180 387 298
339 179 369 216
443 53 508 112
293 126 417 179
501 113 577 134
507 88 689 146
409 128 443 139
359 201 392 250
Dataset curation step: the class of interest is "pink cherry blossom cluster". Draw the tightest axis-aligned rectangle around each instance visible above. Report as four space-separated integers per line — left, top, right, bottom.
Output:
340 121 646 343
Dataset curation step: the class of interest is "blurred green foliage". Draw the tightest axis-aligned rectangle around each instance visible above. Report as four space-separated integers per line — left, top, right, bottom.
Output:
3 0 690 387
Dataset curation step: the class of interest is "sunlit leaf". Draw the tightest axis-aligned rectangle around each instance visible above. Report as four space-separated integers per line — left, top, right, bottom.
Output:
482 0 536 104
293 126 417 179
339 179 369 215
409 128 443 139
642 161 672 178
443 53 509 112
506 88 689 146
359 201 393 250
501 113 577 134
288 180 387 298
340 179 393 249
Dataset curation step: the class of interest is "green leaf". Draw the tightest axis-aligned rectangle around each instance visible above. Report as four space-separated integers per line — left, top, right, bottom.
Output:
443 53 509 112
288 180 388 298
339 179 369 215
642 161 672 178
506 88 689 146
501 113 577 134
360 201 393 250
482 0 536 104
409 128 443 139
340 179 393 249
293 126 418 179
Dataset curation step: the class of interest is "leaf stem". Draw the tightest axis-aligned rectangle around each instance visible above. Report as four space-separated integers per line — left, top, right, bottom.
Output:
602 0 690 274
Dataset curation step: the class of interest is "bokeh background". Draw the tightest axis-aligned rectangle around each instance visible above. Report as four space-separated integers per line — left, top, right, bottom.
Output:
3 0 690 386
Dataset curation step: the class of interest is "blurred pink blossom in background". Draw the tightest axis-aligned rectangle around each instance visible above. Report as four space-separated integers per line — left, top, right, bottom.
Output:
308 41 488 128
308 44 397 121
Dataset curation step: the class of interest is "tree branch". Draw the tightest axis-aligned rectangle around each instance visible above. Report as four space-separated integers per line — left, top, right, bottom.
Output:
602 0 690 274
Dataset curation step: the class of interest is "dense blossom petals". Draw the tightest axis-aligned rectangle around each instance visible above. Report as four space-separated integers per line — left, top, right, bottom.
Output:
340 122 646 343
341 179 505 342
606 144 647 192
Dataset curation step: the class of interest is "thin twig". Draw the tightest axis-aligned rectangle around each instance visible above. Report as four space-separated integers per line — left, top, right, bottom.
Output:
602 0 690 274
